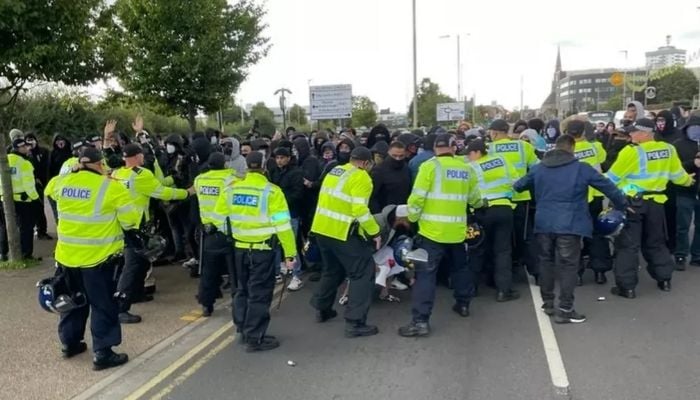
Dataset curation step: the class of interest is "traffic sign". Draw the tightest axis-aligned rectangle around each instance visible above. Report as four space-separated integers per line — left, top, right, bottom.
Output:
309 84 352 120
645 86 657 100
610 72 624 87
436 102 466 122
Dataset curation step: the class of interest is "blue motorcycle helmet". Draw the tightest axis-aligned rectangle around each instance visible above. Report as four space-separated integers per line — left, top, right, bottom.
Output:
37 272 87 314
595 209 627 238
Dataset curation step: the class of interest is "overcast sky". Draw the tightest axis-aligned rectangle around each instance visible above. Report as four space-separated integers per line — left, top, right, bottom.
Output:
234 0 700 112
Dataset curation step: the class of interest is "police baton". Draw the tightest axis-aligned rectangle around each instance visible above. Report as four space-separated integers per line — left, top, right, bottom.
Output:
277 266 291 311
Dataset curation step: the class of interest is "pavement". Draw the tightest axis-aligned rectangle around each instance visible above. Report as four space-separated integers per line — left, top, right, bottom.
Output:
68 262 700 400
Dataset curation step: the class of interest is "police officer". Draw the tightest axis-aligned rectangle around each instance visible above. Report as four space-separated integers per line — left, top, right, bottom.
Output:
399 134 482 337
111 144 191 323
465 139 520 301
215 152 296 352
59 140 88 176
607 118 694 298
566 120 611 285
487 119 539 280
45 147 140 370
194 152 236 317
310 146 381 338
0 138 40 260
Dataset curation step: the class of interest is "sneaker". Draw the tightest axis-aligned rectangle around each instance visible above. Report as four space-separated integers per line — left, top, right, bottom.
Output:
390 279 408 291
275 274 283 284
37 233 53 240
542 301 555 316
338 295 349 306
398 321 430 337
675 256 686 271
554 309 586 324
93 349 129 371
345 322 379 338
287 277 304 291
182 258 198 268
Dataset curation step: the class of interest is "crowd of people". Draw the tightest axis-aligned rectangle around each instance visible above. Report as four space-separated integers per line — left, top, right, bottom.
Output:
10 100 700 365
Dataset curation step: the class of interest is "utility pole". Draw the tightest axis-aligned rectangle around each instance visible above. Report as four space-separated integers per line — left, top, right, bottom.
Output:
274 88 292 132
412 0 418 128
519 75 524 116
620 50 628 107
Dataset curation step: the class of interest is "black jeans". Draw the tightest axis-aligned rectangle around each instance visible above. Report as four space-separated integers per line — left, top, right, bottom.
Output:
513 201 538 276
584 198 613 273
117 246 149 312
57 259 122 352
233 248 275 342
536 233 581 311
33 185 48 236
469 206 514 292
613 199 674 289
411 236 473 322
675 193 700 261
311 234 375 324
198 232 233 307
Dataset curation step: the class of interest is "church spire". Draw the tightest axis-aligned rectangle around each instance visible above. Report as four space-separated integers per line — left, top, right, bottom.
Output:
555 45 562 72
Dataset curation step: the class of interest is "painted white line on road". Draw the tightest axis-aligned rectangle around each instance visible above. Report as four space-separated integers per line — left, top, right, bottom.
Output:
527 276 571 396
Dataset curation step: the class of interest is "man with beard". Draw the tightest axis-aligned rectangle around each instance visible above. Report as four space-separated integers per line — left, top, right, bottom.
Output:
369 142 411 214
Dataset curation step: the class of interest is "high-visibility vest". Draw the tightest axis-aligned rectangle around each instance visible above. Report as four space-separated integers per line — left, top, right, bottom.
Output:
4 153 39 202
194 169 236 229
488 139 538 202
408 155 482 244
111 166 188 222
215 172 296 257
607 140 692 204
574 139 607 201
311 163 380 241
468 154 519 208
59 156 79 176
45 169 140 268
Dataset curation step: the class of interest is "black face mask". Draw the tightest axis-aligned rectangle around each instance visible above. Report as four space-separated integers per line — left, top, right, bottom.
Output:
621 119 633 127
337 151 351 164
375 135 387 143
387 157 405 169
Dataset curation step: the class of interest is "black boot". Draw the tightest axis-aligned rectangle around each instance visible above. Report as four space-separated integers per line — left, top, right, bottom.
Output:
675 256 686 271
657 280 671 292
202 305 213 317
610 286 636 299
398 321 430 337
93 349 128 371
119 312 142 324
496 290 520 303
451 304 470 317
245 336 280 353
315 309 338 323
594 272 607 285
62 342 87 359
344 321 379 338
541 301 555 316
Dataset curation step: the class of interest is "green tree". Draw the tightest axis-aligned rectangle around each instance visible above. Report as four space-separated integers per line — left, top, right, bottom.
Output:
109 0 269 131
0 0 110 262
249 102 276 135
288 104 308 126
407 78 454 127
649 68 700 104
604 94 623 112
221 103 249 125
351 96 378 128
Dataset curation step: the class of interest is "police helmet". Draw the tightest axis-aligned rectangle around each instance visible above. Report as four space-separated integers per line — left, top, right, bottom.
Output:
37 274 87 314
392 235 414 266
135 234 167 262
465 221 485 248
594 209 627 238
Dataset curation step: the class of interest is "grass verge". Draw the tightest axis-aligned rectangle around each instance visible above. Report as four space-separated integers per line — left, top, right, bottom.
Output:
0 258 41 270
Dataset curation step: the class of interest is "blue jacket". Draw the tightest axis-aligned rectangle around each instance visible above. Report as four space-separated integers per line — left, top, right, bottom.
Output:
408 150 434 182
513 149 626 238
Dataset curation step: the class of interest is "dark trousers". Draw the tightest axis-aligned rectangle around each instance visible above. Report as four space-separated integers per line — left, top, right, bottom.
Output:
0 201 35 257
311 234 375 323
614 199 674 289
469 206 514 292
57 260 122 352
675 194 700 261
198 232 233 307
33 186 48 236
536 233 581 311
412 236 473 322
117 246 149 312
233 248 275 342
584 198 613 273
665 188 677 254
513 201 538 276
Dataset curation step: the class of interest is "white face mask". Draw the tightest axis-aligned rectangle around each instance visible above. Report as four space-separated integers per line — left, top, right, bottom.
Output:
166 144 176 154
210 136 218 145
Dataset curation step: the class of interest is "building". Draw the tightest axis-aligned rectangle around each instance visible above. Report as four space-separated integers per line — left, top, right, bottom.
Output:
541 46 646 118
646 36 686 70
377 108 408 128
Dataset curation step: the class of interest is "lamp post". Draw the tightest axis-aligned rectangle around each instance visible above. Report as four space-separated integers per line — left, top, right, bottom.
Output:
412 0 418 128
439 33 470 102
274 88 292 132
620 50 628 107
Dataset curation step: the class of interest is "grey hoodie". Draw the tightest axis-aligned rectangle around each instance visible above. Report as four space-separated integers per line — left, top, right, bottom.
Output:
223 137 247 178
628 101 645 121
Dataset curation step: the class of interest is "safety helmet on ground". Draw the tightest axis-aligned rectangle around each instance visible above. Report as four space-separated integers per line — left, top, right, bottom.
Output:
594 209 627 238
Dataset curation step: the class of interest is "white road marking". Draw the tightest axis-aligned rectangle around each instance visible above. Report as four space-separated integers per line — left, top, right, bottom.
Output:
527 276 571 396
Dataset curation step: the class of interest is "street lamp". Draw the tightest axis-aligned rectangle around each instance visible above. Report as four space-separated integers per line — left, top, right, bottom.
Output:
438 33 470 102
274 88 292 131
620 50 628 107
412 0 418 128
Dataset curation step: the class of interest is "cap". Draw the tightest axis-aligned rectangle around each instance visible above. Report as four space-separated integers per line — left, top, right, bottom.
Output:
246 151 264 169
207 152 226 170
488 119 509 133
122 143 143 158
79 147 104 164
633 118 655 133
465 139 486 154
11 138 27 149
434 133 454 148
274 147 291 157
350 146 372 162
395 205 408 218
86 134 101 142
9 129 23 141
566 120 586 135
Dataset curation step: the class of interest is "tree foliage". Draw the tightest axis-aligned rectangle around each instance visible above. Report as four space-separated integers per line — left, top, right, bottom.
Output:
109 0 270 130
249 102 276 135
604 94 623 112
288 104 308 126
351 96 378 128
407 78 454 127
649 68 700 104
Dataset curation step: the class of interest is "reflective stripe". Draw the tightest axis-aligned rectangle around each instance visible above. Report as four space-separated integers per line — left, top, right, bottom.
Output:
229 214 268 223
117 204 134 214
607 172 621 184
92 179 110 215
234 241 272 251
320 187 366 204
58 212 114 223
275 222 293 233
198 199 217 208
627 172 671 180
200 211 226 222
59 234 123 245
420 214 467 223
233 186 265 192
484 192 512 200
635 146 648 176
232 226 277 236
270 211 291 222
357 212 372 223
410 188 428 197
426 193 468 201
317 207 353 223
127 173 136 198
259 183 272 218
670 170 685 180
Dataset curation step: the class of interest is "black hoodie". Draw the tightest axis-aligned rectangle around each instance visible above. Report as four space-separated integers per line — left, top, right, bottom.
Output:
25 133 49 185
672 115 700 196
367 124 390 149
48 133 72 180
320 138 356 180
654 110 683 144
369 153 411 214
293 137 322 186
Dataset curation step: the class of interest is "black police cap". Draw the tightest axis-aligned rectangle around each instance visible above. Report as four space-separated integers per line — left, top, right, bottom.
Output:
246 151 264 169
350 146 372 161
488 119 510 133
122 143 143 158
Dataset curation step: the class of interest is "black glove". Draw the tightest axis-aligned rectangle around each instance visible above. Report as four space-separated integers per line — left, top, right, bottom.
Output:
123 229 145 249
20 192 28 201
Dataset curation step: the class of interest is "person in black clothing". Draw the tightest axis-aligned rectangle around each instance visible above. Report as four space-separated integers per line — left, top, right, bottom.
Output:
320 138 355 178
24 132 51 240
48 133 72 181
654 110 684 255
370 140 389 165
672 115 700 269
369 141 411 214
292 137 322 237
161 133 194 262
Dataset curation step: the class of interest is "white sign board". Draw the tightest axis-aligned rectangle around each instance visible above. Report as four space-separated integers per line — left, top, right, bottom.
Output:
436 102 466 122
645 86 656 100
309 84 353 120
